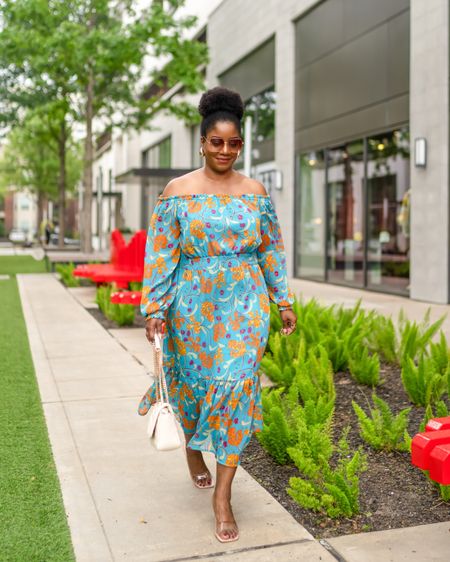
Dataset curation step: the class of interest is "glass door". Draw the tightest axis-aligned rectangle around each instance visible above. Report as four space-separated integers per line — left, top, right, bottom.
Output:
366 129 410 294
296 151 326 280
326 140 365 287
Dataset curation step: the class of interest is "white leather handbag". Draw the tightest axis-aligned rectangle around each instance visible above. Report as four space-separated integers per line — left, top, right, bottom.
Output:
147 331 182 451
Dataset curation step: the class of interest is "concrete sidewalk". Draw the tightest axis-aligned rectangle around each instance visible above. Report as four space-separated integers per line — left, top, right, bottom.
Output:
18 274 450 561
18 274 333 562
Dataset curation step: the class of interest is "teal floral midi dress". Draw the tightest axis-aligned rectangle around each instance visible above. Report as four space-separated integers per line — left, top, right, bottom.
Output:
139 193 295 466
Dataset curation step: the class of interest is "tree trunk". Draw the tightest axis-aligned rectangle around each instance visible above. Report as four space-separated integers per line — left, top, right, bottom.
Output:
81 65 94 253
57 120 67 249
36 191 45 246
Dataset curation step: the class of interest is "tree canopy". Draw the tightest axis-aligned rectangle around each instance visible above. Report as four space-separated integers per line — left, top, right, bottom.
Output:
0 0 207 250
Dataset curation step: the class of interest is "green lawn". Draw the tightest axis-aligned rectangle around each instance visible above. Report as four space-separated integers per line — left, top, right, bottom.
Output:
0 255 47 275
0 263 75 560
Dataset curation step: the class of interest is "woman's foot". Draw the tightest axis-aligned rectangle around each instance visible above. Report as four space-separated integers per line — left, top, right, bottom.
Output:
212 492 239 542
186 447 214 488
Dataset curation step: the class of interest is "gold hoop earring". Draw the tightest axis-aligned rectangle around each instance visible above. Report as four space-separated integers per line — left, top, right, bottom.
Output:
237 151 241 158
199 146 205 157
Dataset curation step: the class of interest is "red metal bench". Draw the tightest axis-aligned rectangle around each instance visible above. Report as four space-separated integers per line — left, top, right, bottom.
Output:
73 229 146 289
411 417 450 485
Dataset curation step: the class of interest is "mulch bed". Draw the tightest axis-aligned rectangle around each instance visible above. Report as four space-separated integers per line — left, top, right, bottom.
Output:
241 364 450 538
81 291 450 539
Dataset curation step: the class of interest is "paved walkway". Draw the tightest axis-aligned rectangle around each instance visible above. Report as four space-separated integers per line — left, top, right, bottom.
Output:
18 274 333 562
17 274 450 561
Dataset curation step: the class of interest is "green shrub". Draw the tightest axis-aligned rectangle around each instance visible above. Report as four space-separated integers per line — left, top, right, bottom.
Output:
257 404 296 465
109 302 135 326
265 298 382 380
96 284 111 314
429 331 450 375
55 262 81 287
287 427 367 518
258 376 335 465
290 394 335 429
348 346 380 386
401 355 447 407
315 301 370 372
367 314 397 364
438 484 450 502
260 333 297 387
95 285 135 326
129 281 143 291
367 309 446 366
287 417 334 480
398 309 445 365
258 388 297 464
289 342 335 405
352 394 411 452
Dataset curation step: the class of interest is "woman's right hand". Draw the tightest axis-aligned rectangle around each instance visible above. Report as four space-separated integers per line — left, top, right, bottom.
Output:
145 318 165 344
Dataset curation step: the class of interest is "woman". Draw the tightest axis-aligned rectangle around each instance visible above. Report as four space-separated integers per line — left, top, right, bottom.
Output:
139 87 297 543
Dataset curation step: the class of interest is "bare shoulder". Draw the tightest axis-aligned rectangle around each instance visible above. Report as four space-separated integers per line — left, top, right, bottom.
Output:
238 175 268 196
161 170 203 196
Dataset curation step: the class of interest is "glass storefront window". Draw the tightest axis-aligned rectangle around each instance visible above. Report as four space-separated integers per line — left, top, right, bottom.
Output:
295 127 410 295
158 137 172 168
366 128 410 293
297 151 326 280
327 140 365 287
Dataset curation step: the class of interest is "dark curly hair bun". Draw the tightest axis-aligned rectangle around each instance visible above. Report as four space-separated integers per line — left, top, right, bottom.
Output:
198 87 244 120
198 87 245 137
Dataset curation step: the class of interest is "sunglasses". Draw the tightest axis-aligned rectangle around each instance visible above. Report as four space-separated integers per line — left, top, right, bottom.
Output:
201 136 244 153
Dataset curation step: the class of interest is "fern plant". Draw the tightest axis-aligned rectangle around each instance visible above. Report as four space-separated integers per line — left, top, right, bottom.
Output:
352 394 411 452
109 302 135 326
96 284 111 313
290 343 335 405
262 311 299 386
258 405 296 464
367 314 397 364
55 262 81 287
258 378 335 465
437 484 450 502
129 281 143 291
398 309 446 365
287 426 367 518
429 331 450 374
258 388 298 464
401 354 447 406
348 346 380 386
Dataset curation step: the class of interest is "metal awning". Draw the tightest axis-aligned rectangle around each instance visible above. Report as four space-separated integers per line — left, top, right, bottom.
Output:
115 167 195 184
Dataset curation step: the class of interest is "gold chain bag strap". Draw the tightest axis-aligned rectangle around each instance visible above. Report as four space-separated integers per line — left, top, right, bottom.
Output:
146 331 182 451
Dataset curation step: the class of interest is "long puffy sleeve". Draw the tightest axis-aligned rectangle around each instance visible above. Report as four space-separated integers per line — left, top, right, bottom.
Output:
140 197 181 320
257 196 295 310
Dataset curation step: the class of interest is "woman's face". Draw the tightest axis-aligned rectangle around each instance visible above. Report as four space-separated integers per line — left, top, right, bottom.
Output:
201 121 243 173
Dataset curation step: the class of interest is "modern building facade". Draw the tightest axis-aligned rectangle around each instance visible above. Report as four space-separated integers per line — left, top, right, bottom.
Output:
93 0 450 304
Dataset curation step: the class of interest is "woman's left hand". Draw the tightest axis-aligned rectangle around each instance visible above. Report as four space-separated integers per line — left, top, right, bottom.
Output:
279 308 297 336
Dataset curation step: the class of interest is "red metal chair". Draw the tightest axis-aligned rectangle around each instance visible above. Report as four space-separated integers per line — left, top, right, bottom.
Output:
73 229 146 288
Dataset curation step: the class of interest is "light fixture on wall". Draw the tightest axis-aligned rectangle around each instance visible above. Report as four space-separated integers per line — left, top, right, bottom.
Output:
414 137 427 168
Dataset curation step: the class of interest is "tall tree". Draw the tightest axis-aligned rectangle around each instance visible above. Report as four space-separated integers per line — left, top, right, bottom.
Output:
0 1 80 247
0 0 207 252
0 108 82 240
